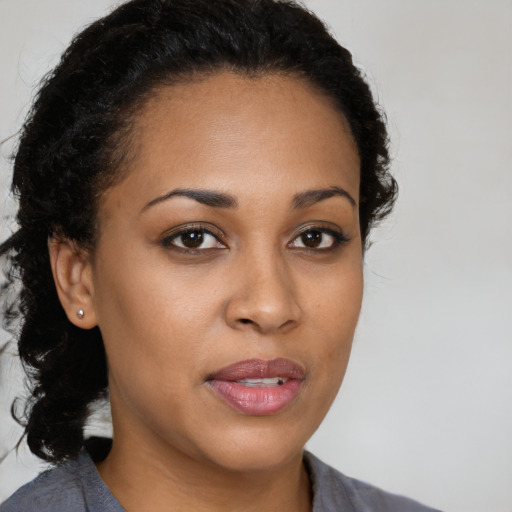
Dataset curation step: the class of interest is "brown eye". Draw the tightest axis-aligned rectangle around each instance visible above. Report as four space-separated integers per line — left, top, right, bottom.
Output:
162 226 226 252
300 230 322 248
289 226 348 250
180 231 204 248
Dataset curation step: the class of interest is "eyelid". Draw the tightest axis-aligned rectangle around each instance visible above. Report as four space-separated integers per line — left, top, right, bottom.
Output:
288 222 350 249
160 222 227 251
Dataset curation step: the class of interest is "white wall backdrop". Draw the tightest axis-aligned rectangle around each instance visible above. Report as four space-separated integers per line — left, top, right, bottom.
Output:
1 1 511 511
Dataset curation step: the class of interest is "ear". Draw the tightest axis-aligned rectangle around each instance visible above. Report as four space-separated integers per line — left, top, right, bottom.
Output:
48 238 98 329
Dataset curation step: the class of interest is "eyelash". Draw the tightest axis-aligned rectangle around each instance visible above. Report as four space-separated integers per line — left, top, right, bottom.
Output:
289 225 350 251
160 223 349 254
160 223 226 253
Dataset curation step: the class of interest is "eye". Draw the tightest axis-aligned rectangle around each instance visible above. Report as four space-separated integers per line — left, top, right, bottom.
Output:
161 225 226 252
289 226 348 250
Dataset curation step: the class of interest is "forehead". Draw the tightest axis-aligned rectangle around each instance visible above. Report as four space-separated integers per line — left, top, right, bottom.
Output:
103 72 360 212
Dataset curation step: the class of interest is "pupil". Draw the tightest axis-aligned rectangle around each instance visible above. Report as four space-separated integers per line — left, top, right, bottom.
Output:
301 230 322 248
182 231 203 248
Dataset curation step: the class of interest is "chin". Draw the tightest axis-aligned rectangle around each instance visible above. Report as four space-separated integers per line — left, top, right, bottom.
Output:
194 421 311 474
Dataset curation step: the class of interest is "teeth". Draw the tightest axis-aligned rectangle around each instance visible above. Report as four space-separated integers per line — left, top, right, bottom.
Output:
237 377 288 387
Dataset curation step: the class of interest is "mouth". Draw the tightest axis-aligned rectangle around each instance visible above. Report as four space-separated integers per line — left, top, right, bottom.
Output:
206 358 305 415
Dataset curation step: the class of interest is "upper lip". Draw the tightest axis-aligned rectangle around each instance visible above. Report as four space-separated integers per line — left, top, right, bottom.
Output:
207 358 305 381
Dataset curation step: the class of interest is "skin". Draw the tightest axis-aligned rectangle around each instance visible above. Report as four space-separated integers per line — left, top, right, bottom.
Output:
50 72 363 512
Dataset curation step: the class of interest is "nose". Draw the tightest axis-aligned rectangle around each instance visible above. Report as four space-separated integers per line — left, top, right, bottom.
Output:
224 250 302 335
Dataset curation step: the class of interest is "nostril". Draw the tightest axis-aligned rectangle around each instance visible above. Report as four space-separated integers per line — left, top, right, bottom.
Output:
239 318 252 324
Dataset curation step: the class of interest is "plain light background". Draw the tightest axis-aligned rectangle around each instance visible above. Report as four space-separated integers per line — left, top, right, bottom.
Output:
1 1 511 511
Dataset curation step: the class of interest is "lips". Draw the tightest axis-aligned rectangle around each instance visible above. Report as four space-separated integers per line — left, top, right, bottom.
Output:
206 358 305 415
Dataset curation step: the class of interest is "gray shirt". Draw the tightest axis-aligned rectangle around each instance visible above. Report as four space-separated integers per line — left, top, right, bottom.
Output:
1 451 442 511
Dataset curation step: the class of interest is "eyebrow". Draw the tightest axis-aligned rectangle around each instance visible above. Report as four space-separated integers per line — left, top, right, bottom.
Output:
141 188 238 213
292 186 356 209
141 184 356 214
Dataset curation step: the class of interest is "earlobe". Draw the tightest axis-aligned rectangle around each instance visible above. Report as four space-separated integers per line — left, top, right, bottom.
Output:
48 238 98 329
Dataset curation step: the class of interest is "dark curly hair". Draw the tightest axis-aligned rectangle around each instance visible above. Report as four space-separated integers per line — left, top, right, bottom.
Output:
0 0 397 464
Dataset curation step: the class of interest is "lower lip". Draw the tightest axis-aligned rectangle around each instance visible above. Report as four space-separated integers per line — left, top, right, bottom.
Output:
207 379 302 415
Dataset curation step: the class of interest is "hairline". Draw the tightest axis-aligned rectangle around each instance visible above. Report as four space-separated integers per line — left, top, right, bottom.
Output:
89 66 360 250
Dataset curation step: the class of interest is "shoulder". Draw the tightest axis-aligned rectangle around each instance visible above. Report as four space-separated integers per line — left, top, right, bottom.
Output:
0 452 124 512
0 457 86 512
304 451 443 512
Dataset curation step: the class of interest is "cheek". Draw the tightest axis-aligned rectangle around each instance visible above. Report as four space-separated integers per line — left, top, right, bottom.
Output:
92 257 220 432
307 255 363 325
304 258 363 378
91 246 241 404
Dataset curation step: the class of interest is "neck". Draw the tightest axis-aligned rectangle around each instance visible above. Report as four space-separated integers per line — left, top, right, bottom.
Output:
96 434 312 512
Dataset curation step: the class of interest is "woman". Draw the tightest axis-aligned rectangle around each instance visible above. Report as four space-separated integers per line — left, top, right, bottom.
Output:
0 0 441 510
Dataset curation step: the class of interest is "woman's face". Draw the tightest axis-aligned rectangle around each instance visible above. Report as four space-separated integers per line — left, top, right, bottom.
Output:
88 72 362 472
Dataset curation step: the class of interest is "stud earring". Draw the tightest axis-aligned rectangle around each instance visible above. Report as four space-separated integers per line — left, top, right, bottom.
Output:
77 309 85 319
